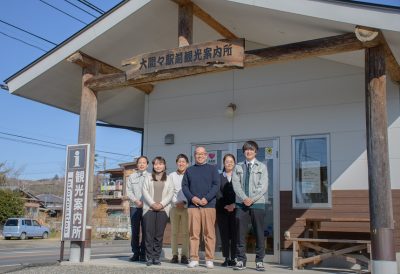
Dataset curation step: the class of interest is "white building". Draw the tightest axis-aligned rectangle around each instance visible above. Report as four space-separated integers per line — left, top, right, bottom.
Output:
5 0 400 271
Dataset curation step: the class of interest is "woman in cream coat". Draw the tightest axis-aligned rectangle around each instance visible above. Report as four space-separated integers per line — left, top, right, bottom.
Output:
142 156 174 266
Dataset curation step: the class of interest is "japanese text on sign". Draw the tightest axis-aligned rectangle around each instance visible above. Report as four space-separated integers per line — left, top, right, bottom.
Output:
123 39 244 80
61 144 90 241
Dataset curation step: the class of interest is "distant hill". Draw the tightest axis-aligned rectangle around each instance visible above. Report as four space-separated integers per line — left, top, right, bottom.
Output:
6 177 65 197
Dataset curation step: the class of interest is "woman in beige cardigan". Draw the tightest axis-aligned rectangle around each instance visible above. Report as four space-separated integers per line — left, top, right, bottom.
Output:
142 156 174 266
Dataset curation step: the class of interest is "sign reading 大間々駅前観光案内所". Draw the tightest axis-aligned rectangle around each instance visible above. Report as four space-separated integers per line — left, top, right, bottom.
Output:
61 144 90 241
122 39 245 80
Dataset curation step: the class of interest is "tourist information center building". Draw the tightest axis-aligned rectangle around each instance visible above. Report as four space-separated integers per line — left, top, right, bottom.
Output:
5 0 400 271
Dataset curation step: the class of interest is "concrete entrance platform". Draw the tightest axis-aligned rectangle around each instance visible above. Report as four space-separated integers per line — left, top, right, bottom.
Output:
59 257 369 274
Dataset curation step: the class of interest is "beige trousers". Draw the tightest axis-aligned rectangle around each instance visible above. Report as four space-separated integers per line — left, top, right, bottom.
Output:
188 207 216 261
170 207 189 257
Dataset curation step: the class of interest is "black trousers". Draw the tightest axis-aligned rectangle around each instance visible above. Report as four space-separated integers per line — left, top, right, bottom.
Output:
235 207 265 263
143 210 169 260
130 207 145 256
217 209 236 260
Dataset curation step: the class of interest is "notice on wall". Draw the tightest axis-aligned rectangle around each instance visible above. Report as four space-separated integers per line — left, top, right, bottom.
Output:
207 150 218 165
301 161 321 193
61 144 90 241
265 146 274 160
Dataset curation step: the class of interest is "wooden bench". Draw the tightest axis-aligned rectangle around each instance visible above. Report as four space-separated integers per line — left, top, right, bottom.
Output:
286 237 371 270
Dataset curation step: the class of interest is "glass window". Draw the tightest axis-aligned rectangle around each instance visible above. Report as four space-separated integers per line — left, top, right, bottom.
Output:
25 219 32 226
292 134 331 208
5 219 18 226
33 220 40 226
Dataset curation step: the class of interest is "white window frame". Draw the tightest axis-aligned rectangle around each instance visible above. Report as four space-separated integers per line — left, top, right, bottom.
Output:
292 134 331 209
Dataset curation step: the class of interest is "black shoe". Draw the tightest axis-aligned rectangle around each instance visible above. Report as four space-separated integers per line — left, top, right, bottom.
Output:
228 259 236 267
170 255 179 264
153 259 161 265
222 258 230 267
180 255 189 264
140 255 146 262
129 255 140 262
146 259 153 266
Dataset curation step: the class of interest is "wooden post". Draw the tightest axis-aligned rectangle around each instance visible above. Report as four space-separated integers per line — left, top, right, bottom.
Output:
70 66 98 262
365 45 396 273
178 1 192 47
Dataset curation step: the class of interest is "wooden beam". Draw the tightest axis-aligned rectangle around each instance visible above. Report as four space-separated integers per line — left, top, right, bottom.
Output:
178 1 193 46
172 0 238 39
85 66 232 92
245 32 381 67
67 51 121 74
86 32 382 91
67 51 154 94
383 40 400 83
355 26 400 83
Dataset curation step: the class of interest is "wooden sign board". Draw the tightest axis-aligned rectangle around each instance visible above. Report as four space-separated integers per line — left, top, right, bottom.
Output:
123 38 244 80
61 144 90 241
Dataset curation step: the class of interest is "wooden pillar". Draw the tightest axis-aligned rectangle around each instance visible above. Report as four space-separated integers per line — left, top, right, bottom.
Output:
178 1 193 47
78 67 97 225
71 66 98 262
365 45 396 273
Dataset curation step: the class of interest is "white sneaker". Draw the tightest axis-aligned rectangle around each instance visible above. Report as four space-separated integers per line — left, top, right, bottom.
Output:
187 260 199 268
206 260 214 269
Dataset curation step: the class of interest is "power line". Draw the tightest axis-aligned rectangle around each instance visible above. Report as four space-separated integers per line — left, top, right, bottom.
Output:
77 0 105 14
64 0 97 18
38 0 88 25
0 131 134 157
0 31 47 52
0 19 57 46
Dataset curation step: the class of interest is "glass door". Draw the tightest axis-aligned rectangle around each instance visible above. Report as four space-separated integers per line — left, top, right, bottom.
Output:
191 138 280 263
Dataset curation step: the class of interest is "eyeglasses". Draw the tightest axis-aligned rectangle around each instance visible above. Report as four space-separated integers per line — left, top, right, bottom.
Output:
195 153 207 156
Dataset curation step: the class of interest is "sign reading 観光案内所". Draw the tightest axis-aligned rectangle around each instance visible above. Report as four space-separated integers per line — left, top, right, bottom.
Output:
61 144 90 241
122 38 244 80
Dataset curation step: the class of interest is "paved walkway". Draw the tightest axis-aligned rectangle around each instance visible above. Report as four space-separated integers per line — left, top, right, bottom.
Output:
10 257 370 274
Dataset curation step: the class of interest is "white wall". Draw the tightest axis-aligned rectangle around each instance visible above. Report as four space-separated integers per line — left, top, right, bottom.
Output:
143 57 400 190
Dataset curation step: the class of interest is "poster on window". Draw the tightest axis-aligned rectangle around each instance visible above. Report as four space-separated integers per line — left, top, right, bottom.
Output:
207 150 218 165
301 161 321 193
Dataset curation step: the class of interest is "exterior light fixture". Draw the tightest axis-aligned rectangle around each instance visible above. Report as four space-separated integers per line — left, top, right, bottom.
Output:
225 103 237 118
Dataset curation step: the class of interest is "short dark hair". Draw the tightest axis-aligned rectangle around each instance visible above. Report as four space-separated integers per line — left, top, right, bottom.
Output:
176 153 189 163
242 140 259 153
136 156 149 165
152 156 167 181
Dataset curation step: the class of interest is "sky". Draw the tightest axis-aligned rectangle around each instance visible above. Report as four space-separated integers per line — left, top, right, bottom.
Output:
0 0 141 180
0 0 399 181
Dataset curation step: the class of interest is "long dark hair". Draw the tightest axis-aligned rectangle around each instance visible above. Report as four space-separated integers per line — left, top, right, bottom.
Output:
152 156 167 181
222 153 236 172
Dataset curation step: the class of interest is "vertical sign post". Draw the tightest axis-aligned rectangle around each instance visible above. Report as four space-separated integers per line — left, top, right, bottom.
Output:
60 144 90 262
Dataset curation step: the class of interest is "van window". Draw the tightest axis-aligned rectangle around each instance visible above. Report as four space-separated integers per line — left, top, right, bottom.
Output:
22 220 25 225
32 220 40 226
5 219 18 226
25 220 32 226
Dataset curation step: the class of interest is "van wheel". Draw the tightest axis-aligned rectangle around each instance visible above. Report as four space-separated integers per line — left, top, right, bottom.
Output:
20 233 26 240
42 232 48 239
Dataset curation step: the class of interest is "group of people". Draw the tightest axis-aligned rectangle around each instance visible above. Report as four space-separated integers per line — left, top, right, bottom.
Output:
126 140 269 271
